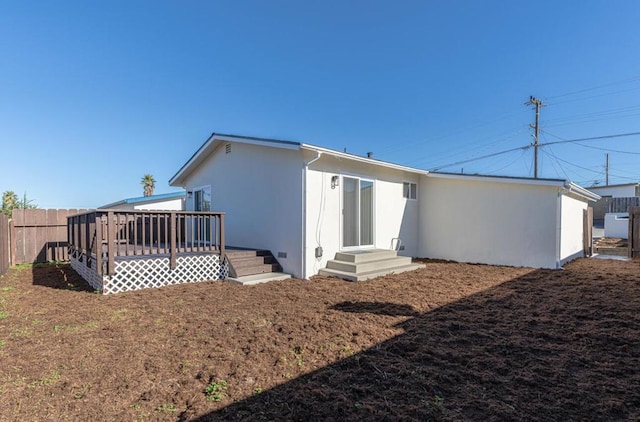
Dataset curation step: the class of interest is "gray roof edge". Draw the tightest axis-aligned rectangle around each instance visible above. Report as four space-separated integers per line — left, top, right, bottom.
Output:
586 182 640 189
99 191 186 209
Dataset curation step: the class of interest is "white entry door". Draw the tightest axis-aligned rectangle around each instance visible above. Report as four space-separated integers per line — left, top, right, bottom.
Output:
342 176 374 248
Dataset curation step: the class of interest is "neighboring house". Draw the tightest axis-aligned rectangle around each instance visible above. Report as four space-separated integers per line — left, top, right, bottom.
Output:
99 192 186 211
169 133 599 279
586 183 640 223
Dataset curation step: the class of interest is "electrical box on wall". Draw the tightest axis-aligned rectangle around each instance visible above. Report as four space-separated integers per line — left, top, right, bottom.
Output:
315 247 323 258
278 252 287 259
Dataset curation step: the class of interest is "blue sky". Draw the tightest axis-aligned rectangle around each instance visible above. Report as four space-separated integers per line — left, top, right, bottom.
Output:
2 1 640 208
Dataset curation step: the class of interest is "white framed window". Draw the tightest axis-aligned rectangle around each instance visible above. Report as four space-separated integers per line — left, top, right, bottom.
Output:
403 182 417 200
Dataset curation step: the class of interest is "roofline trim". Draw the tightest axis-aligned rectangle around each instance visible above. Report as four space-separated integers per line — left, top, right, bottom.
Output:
169 133 302 186
426 171 568 187
300 144 431 175
100 192 186 209
586 182 640 189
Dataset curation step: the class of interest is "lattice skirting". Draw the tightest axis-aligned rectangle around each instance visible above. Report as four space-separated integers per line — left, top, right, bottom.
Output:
70 253 228 295
70 253 103 291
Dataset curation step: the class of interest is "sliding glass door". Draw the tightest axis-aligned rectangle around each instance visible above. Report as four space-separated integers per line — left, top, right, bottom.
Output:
342 177 374 248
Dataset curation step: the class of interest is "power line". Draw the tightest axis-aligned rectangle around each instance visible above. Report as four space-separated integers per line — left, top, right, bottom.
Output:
428 145 530 171
483 149 528 175
544 75 640 100
542 149 637 182
543 111 640 129
541 148 602 177
573 142 640 156
537 131 640 147
429 130 640 173
546 86 640 106
543 104 640 124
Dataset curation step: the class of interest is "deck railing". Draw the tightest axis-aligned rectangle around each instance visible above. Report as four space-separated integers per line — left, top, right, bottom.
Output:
68 210 225 276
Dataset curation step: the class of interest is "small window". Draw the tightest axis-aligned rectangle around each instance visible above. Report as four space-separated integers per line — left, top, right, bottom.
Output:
403 182 417 200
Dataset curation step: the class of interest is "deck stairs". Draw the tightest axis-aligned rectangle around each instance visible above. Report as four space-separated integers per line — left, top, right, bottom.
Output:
318 249 425 281
225 249 291 285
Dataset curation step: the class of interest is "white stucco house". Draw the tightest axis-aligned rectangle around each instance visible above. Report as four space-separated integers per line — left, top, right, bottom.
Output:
99 192 186 211
586 182 640 198
586 182 640 223
169 133 599 279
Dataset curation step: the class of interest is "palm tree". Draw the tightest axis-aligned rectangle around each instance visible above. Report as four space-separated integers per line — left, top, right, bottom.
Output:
141 174 156 197
2 191 18 217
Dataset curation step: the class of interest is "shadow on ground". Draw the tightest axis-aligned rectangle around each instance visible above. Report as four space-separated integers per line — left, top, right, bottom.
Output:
31 263 95 292
330 301 420 317
191 264 640 421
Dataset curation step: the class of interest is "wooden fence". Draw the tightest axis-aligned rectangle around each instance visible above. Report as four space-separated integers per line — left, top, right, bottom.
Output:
583 207 593 257
11 209 88 265
0 213 9 276
629 207 640 258
608 197 640 213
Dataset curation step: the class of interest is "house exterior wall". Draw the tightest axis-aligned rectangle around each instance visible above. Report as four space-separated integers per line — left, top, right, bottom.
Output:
588 185 638 198
105 198 185 211
418 176 561 269
132 198 184 211
181 142 304 277
587 185 637 222
303 153 420 278
559 193 588 265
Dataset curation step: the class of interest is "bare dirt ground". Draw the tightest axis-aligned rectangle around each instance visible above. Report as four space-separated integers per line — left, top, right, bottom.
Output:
0 258 638 421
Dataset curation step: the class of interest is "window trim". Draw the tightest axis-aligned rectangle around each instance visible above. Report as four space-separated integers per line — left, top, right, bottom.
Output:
403 181 417 200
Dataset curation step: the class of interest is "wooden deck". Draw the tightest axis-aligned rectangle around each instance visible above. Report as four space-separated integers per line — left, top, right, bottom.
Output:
68 210 225 276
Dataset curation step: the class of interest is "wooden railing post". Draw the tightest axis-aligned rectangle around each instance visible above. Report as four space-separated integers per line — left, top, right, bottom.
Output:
95 214 103 275
84 214 90 268
219 213 225 260
67 216 72 259
107 211 115 275
170 212 177 270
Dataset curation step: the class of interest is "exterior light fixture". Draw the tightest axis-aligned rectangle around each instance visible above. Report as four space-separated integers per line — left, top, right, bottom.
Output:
331 176 340 189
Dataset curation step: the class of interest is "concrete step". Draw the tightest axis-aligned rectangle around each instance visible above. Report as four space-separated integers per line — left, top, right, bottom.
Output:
335 249 398 263
319 262 426 282
227 272 292 286
326 256 412 273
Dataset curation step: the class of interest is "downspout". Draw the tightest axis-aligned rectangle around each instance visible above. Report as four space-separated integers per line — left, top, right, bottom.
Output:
302 151 322 279
556 187 570 268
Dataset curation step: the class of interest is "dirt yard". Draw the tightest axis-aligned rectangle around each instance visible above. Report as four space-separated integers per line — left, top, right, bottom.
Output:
0 258 638 421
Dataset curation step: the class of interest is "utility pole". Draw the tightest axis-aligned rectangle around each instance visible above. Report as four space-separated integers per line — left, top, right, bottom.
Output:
525 96 544 178
605 153 609 186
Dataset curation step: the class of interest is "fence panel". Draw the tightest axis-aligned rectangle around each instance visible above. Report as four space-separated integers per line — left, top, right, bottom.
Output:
0 214 9 276
583 207 593 257
629 207 640 258
11 209 88 264
608 197 640 213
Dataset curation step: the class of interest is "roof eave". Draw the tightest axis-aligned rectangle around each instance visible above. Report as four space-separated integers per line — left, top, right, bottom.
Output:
169 133 216 186
427 172 567 187
300 144 430 176
564 182 601 202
